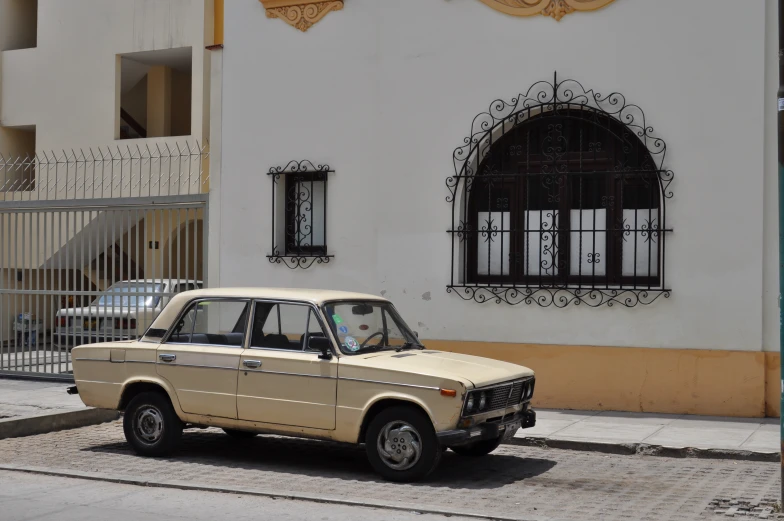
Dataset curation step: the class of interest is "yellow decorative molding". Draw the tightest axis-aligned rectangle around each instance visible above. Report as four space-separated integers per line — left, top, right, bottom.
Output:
478 0 616 21
260 0 343 32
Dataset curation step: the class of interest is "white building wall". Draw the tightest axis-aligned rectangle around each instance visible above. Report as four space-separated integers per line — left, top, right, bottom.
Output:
763 0 779 354
220 0 766 352
0 0 211 152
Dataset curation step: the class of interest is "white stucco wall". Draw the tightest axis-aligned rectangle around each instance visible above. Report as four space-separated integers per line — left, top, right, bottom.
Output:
0 0 211 153
220 0 768 352
763 0 779 353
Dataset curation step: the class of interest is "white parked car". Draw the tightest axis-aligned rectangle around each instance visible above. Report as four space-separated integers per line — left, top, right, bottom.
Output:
55 279 202 350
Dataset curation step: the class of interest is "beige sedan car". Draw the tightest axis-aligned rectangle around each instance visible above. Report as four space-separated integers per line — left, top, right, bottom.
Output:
70 288 536 482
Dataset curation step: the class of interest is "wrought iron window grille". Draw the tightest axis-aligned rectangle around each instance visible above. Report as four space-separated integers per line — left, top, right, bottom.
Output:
447 73 674 307
268 160 334 269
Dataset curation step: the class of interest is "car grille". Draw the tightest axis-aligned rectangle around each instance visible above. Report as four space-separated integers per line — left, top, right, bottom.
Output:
484 377 535 413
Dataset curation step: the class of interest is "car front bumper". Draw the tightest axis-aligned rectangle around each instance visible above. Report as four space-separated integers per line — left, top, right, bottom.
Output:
437 408 536 447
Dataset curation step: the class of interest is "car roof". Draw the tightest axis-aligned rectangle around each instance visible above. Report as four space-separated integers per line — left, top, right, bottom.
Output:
144 288 390 338
173 287 388 305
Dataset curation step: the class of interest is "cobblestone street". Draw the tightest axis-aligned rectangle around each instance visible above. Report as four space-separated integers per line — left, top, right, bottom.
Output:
0 421 778 521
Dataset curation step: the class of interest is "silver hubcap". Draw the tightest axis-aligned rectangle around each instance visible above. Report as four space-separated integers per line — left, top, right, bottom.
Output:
377 421 422 471
134 405 164 444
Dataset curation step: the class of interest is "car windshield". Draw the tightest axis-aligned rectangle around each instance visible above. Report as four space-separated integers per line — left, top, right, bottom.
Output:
92 282 164 309
322 301 420 355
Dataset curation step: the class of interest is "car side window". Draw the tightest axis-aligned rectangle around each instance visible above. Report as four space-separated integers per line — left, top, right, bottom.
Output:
250 302 316 351
167 300 248 347
304 310 329 352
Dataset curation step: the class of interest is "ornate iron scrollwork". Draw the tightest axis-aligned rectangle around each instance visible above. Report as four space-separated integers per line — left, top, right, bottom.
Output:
267 160 334 269
447 73 674 307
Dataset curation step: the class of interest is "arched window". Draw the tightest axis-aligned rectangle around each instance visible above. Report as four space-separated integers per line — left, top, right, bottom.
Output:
448 76 673 307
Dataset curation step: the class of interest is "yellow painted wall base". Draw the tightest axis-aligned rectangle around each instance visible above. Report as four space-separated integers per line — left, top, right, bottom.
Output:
765 352 780 417
425 340 778 418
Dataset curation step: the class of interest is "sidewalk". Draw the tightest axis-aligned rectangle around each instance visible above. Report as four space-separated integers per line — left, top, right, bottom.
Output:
513 409 778 460
0 377 118 439
0 378 84 419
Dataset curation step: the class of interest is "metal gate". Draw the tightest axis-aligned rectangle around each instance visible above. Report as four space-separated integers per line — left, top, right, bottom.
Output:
0 143 209 379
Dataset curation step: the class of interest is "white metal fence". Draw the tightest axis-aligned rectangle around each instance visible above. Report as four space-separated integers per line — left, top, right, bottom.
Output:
0 144 209 378
0 142 209 201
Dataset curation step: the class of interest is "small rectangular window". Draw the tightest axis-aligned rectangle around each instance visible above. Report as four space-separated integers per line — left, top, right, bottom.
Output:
116 48 192 140
268 161 334 268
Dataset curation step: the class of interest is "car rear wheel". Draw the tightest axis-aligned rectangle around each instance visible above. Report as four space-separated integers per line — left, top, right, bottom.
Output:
365 405 441 482
222 428 257 439
450 436 503 457
123 391 183 457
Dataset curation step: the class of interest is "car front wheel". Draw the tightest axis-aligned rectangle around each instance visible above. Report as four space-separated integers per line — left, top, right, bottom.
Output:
123 391 183 457
450 436 503 457
365 405 441 482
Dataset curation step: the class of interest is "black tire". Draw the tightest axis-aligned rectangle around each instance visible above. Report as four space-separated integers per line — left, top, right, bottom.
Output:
123 391 183 457
450 436 503 457
222 428 257 439
365 405 441 483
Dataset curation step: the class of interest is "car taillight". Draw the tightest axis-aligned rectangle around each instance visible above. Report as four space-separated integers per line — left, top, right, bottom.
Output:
58 317 69 327
115 318 137 329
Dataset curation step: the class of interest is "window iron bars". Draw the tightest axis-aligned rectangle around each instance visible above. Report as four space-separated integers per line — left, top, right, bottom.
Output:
0 141 209 201
267 160 334 269
446 74 674 307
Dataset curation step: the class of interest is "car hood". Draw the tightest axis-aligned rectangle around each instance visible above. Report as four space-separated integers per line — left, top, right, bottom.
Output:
344 349 534 388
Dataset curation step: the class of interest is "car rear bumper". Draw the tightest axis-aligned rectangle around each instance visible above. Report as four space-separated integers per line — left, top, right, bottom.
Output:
437 408 536 447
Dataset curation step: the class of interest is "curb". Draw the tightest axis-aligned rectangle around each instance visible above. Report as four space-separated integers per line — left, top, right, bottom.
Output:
0 371 74 383
0 464 545 521
0 408 120 440
507 436 779 463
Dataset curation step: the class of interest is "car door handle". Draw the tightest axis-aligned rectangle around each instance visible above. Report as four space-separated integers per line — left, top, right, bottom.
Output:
243 360 261 369
159 353 176 362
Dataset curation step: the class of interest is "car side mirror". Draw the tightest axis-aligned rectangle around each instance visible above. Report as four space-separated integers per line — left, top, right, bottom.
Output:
414 331 419 338
309 336 333 360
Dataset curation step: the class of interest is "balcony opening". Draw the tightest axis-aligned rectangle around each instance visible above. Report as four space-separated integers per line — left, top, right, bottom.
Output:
0 125 36 192
117 47 192 140
0 0 37 51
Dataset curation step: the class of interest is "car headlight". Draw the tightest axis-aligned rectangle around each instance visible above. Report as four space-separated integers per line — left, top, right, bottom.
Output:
465 393 475 412
478 392 486 410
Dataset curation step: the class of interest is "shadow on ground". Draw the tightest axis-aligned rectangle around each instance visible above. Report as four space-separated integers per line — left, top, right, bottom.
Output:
86 429 557 489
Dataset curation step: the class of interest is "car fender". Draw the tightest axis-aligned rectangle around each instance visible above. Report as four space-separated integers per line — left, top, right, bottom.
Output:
353 391 442 444
119 375 184 415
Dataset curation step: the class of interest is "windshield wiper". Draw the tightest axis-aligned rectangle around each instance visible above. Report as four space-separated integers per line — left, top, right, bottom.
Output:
395 342 426 352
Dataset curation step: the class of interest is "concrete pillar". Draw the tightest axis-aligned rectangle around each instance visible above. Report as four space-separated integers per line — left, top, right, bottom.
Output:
147 65 172 137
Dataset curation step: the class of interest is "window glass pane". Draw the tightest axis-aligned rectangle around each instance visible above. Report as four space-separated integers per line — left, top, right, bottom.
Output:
304 310 327 352
524 175 561 211
168 300 247 347
622 209 659 277
476 211 510 276
569 209 607 277
294 180 325 248
570 174 605 210
251 303 309 350
522 210 559 276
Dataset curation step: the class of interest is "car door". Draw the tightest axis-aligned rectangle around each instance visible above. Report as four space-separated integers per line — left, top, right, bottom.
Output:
156 298 248 419
237 301 337 430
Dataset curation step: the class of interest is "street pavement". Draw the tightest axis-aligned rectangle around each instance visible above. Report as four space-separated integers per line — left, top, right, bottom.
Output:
0 470 475 521
0 421 778 521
